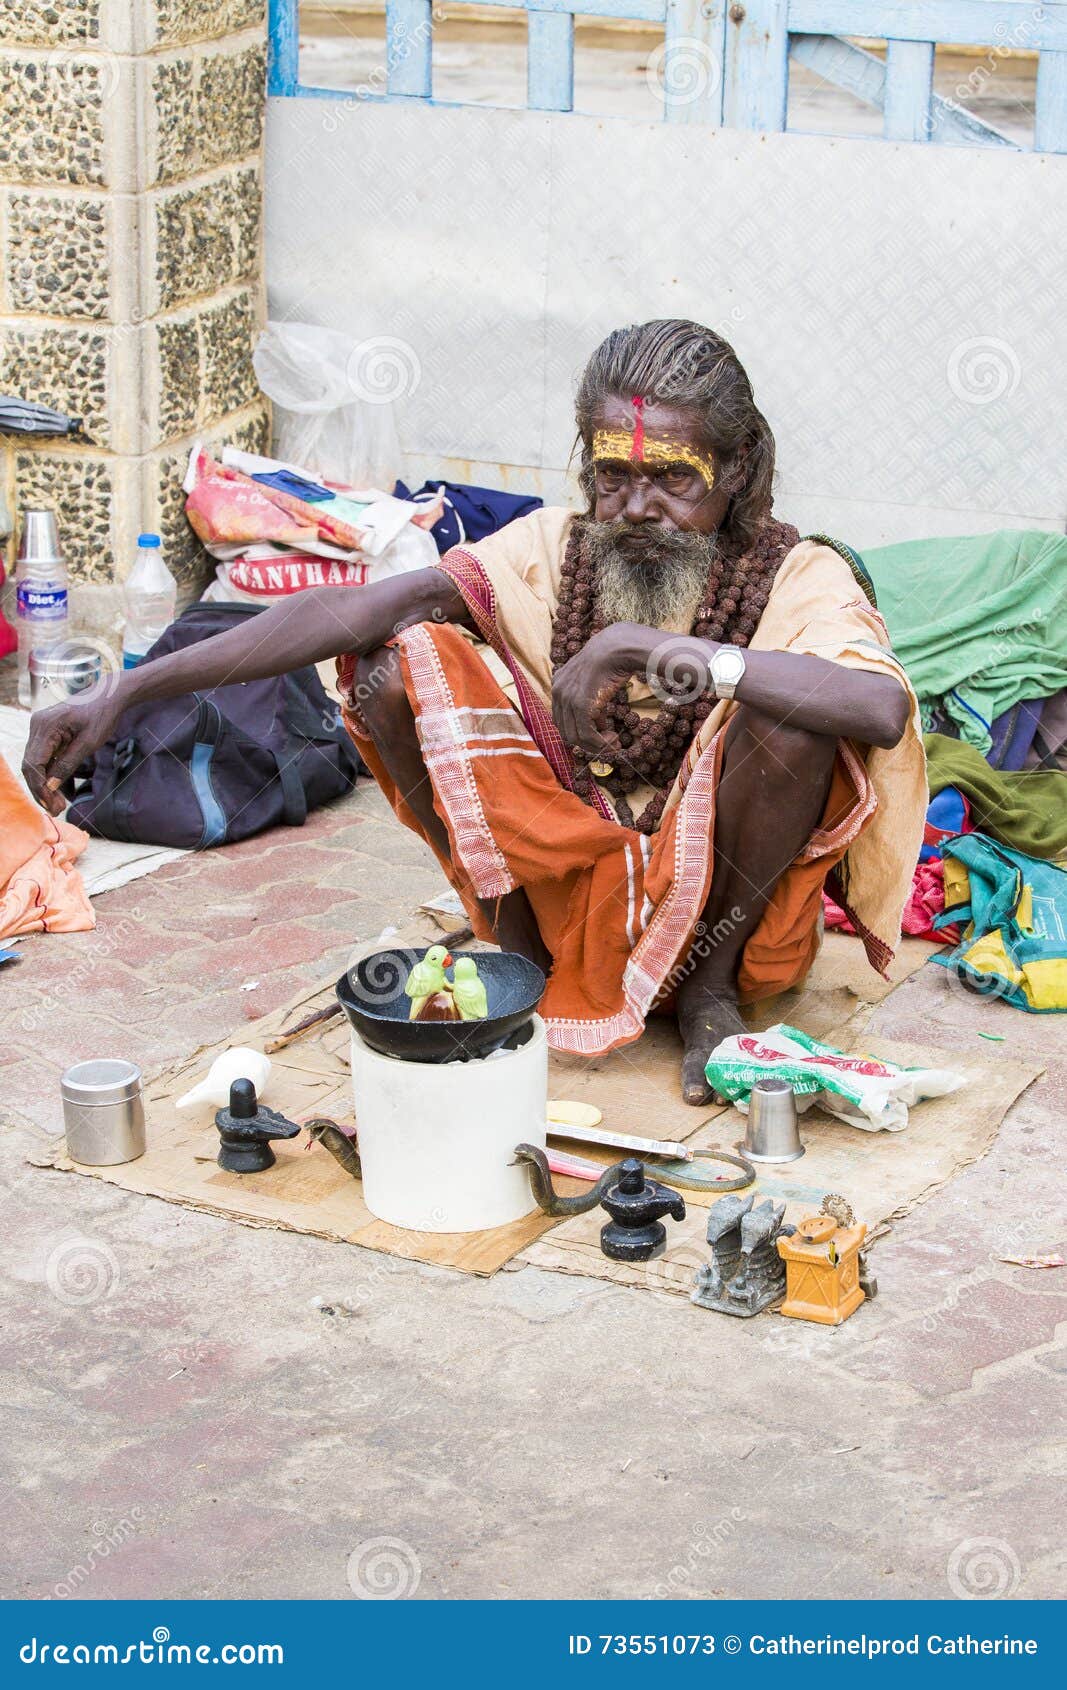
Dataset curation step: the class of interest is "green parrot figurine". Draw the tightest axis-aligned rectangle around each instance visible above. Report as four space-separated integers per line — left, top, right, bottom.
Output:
451 956 489 1021
404 945 455 1021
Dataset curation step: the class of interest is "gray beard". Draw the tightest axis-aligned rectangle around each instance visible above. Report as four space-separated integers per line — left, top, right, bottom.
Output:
587 519 717 631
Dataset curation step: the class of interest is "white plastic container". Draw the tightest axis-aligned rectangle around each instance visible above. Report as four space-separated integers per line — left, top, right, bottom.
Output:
122 532 176 668
349 1016 548 1233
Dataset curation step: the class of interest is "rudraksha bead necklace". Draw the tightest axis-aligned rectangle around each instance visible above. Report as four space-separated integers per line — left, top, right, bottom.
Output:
550 514 800 833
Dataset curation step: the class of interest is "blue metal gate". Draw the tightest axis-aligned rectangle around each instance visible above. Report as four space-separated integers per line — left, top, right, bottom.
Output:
268 0 1067 150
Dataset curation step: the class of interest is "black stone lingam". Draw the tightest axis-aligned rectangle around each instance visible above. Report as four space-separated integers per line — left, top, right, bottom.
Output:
599 1158 686 1263
215 1078 301 1173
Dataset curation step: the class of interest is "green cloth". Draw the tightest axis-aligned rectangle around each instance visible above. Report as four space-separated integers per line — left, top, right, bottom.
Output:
865 530 1067 754
925 733 1067 862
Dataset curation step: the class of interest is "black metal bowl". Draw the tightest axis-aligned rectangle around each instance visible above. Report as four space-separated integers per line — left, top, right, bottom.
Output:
335 948 546 1064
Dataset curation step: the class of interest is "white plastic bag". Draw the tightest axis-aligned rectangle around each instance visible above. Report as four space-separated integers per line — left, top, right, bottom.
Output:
705 1023 966 1132
253 322 402 489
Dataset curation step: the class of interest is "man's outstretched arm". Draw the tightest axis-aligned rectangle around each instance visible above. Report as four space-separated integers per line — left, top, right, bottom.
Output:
23 568 470 814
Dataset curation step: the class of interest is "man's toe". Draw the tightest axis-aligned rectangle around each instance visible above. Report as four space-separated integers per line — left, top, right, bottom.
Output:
681 1052 714 1106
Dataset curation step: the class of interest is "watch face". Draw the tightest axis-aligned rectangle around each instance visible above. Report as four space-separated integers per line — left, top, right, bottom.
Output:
715 649 745 684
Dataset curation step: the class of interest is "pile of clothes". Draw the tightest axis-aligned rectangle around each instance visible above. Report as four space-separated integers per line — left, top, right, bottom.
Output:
825 528 1067 1010
870 529 1067 767
183 444 443 600
0 753 94 943
184 443 543 604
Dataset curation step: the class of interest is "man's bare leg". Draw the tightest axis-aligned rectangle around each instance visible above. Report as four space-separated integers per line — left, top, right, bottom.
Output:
675 706 837 1104
355 647 552 974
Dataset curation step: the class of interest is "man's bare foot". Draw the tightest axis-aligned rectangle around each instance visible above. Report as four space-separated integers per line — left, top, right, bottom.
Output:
675 979 747 1105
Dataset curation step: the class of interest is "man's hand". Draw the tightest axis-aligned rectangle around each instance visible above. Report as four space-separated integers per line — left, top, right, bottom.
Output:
21 570 475 817
23 689 125 815
551 623 657 758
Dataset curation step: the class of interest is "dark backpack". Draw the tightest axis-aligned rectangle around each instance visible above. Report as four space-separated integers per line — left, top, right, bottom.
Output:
67 602 363 849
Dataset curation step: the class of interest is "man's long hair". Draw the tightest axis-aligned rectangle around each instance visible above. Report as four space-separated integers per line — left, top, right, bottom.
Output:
574 319 776 552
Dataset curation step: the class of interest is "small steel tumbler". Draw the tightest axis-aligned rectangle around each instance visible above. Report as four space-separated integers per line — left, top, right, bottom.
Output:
17 507 62 567
742 1076 805 1163
61 1059 145 1165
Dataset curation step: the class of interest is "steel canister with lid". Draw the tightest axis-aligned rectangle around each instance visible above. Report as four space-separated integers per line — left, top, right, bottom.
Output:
29 644 104 710
60 1059 146 1165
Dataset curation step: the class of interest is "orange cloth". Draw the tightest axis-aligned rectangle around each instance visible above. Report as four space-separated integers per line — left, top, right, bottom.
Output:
342 622 874 1057
0 758 94 941
445 509 927 969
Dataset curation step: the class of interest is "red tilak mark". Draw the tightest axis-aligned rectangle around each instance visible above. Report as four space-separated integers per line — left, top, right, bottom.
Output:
631 395 645 460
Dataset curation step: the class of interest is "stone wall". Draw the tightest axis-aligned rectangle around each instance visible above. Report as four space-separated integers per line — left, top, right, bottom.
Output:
0 0 270 634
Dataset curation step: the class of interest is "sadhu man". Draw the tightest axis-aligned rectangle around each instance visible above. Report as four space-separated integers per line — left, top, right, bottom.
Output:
25 320 926 1103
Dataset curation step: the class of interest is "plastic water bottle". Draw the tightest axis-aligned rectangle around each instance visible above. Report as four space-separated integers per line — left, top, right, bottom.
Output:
122 533 176 669
16 508 69 708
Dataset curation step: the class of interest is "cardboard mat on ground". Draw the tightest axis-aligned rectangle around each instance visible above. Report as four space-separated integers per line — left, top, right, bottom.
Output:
40 931 1043 1285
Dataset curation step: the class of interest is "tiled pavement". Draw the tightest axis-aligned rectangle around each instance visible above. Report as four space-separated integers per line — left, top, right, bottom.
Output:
2 780 1063 1601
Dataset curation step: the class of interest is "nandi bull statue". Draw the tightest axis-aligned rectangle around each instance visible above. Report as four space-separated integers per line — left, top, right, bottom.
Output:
691 1195 794 1317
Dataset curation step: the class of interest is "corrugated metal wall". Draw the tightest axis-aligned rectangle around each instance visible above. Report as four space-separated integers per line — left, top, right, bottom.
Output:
265 98 1065 543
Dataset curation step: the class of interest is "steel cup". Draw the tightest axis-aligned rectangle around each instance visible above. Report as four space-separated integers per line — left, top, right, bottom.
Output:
741 1076 804 1163
17 507 62 565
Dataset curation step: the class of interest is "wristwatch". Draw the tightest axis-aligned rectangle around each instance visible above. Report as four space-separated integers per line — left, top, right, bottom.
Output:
709 644 746 701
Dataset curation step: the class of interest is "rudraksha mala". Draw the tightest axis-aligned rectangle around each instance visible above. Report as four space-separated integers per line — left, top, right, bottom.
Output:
550 514 800 833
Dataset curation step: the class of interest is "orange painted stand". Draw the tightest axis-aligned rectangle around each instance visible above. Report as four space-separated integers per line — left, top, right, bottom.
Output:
777 1214 867 1326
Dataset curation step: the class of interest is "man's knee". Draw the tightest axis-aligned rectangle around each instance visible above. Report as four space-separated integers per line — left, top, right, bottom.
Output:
354 645 406 730
729 705 836 776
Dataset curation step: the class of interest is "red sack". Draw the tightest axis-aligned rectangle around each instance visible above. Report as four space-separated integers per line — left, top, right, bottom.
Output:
225 551 369 597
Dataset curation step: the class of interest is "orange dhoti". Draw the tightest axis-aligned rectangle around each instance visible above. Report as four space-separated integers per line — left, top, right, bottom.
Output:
341 619 878 1059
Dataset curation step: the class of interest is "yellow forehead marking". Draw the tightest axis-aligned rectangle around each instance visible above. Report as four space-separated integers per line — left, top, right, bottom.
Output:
592 428 716 490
